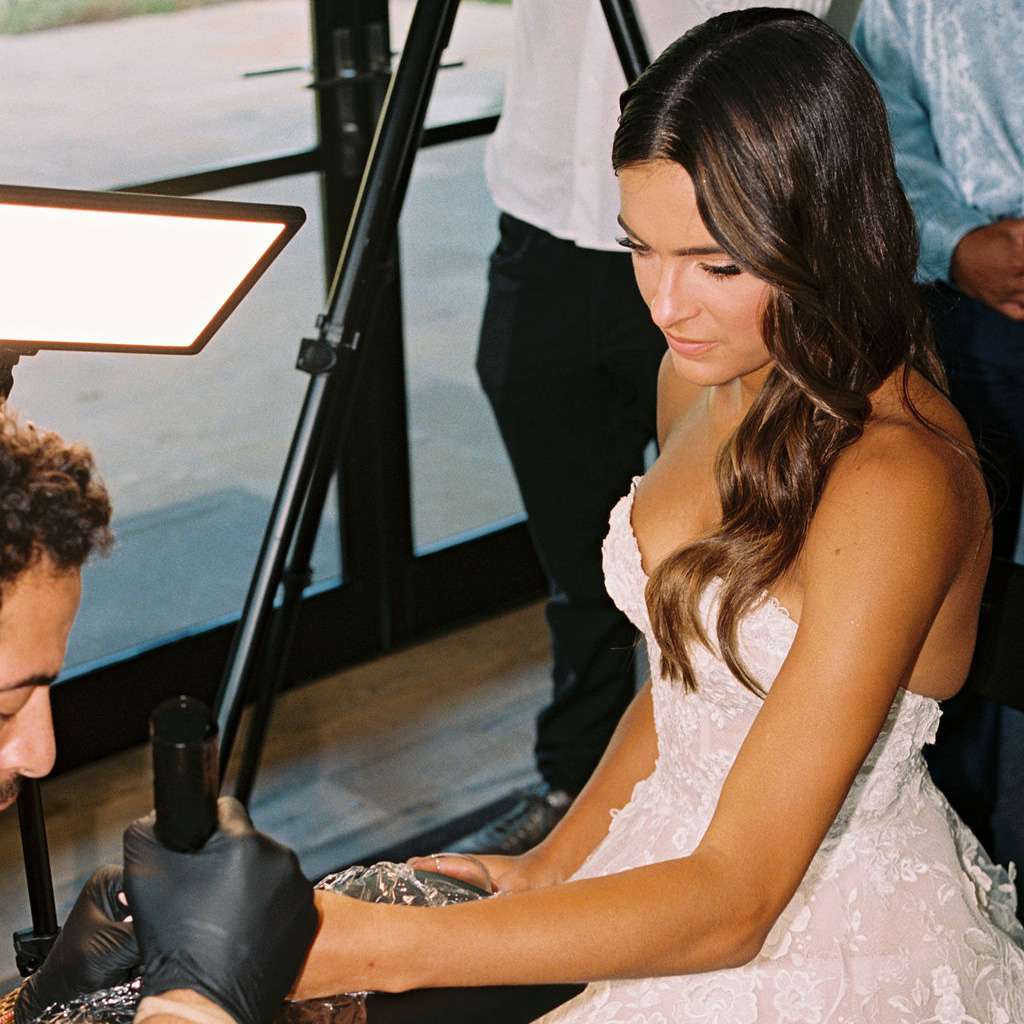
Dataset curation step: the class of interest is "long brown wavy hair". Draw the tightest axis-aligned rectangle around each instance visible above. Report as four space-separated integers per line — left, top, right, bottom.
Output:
613 9 955 695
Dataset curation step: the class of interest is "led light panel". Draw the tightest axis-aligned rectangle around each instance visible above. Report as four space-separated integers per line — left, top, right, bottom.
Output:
0 185 305 354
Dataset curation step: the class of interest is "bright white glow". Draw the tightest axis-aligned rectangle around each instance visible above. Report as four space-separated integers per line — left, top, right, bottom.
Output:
0 203 286 349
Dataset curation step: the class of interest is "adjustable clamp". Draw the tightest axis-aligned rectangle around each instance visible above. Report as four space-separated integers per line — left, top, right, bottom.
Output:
13 926 60 978
296 336 337 375
296 312 361 375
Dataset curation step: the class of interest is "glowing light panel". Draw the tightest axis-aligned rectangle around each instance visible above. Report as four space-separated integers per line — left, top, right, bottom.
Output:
0 188 305 354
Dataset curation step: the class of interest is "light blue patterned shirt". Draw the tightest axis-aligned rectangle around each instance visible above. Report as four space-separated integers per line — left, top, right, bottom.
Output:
852 0 1024 282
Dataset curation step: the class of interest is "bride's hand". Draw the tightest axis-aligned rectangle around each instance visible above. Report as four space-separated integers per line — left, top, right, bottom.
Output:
407 852 543 894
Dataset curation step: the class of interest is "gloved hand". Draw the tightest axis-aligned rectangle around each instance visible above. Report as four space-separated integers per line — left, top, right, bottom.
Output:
123 796 318 1024
14 866 139 1024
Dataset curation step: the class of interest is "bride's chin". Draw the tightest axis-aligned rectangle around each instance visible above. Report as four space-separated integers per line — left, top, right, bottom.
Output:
667 348 772 391
667 348 734 387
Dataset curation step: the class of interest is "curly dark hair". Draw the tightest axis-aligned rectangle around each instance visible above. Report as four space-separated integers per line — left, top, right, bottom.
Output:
0 413 112 600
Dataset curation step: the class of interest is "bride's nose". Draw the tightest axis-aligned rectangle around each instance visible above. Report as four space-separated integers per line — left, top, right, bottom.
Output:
648 263 699 332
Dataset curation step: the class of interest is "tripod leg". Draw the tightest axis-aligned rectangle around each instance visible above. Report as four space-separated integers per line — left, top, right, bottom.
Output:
600 0 651 83
14 781 60 975
214 0 461 782
215 371 335 778
232 248 403 805
230 425 337 806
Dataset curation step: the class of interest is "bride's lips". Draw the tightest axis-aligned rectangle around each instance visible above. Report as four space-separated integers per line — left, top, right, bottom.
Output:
665 333 717 356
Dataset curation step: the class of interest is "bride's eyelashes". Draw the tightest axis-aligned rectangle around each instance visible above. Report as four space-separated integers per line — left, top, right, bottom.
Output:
615 234 649 255
700 263 743 279
615 236 743 279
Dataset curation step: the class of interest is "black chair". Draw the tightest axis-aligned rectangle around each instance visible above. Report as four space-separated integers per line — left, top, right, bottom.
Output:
970 556 1024 713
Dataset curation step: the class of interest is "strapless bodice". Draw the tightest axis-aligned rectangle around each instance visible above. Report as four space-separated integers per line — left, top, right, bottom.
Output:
600 477 943 832
537 480 1024 1024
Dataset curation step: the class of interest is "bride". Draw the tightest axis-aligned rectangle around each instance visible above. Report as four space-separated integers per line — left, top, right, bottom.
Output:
294 9 1024 1020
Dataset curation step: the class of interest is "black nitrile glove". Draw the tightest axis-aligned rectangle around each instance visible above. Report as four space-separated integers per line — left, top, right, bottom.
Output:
14 866 139 1024
123 797 318 1024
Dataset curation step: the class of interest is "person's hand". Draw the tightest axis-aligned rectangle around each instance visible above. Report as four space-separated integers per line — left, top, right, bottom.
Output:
14 866 138 1024
950 218 1024 320
406 849 556 894
123 797 318 1024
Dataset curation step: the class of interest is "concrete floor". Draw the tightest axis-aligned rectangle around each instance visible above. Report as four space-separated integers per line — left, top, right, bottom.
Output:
0 0 523 667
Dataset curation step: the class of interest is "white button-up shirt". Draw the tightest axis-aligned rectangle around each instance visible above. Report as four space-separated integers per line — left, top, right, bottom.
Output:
486 1 833 252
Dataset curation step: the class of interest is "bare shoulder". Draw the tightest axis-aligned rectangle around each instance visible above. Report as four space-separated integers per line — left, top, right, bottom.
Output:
806 376 988 585
656 351 705 447
698 380 990 927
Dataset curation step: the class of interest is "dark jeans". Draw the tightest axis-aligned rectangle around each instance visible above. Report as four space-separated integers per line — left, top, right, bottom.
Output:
922 283 1024 898
477 213 664 794
925 284 1024 558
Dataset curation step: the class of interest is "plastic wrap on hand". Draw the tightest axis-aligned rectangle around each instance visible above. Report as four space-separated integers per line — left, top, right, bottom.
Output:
316 860 487 906
278 862 487 1024
17 980 140 1024
19 861 487 1024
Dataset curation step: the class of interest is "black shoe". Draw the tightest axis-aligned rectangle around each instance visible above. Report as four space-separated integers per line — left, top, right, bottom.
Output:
448 784 574 856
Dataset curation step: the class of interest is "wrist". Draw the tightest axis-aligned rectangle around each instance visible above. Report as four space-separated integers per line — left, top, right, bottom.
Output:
135 991 237 1024
950 229 981 296
517 843 567 888
294 893 417 999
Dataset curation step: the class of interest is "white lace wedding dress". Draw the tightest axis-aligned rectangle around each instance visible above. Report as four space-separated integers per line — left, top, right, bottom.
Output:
536 479 1024 1024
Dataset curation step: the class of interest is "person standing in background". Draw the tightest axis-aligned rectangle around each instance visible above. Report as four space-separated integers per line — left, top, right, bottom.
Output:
461 0 831 855
854 0 1024 901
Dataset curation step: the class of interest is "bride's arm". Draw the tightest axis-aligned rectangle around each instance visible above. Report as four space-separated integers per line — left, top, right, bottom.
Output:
412 355 699 895
407 679 657 892
292 427 984 997
528 677 658 882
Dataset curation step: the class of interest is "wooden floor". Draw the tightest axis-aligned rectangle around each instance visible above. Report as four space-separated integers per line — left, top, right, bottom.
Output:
0 601 550 991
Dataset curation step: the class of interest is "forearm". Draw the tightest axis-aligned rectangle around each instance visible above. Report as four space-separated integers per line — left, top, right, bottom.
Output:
528 681 658 883
297 851 763 996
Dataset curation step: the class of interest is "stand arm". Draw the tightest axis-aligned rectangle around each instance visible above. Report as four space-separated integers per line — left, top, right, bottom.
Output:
213 0 461 781
600 0 651 83
14 780 60 976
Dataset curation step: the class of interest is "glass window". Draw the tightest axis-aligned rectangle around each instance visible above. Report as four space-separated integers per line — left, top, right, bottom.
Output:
401 137 523 553
0 3 315 189
393 2 518 552
9 174 338 670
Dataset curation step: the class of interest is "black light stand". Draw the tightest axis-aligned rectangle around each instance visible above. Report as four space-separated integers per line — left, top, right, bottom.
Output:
13 782 58 976
1 349 58 974
0 351 22 401
217 0 652 803
600 0 651 81
213 0 463 790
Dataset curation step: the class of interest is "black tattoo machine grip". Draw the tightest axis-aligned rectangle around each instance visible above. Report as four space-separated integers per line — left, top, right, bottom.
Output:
150 696 219 852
